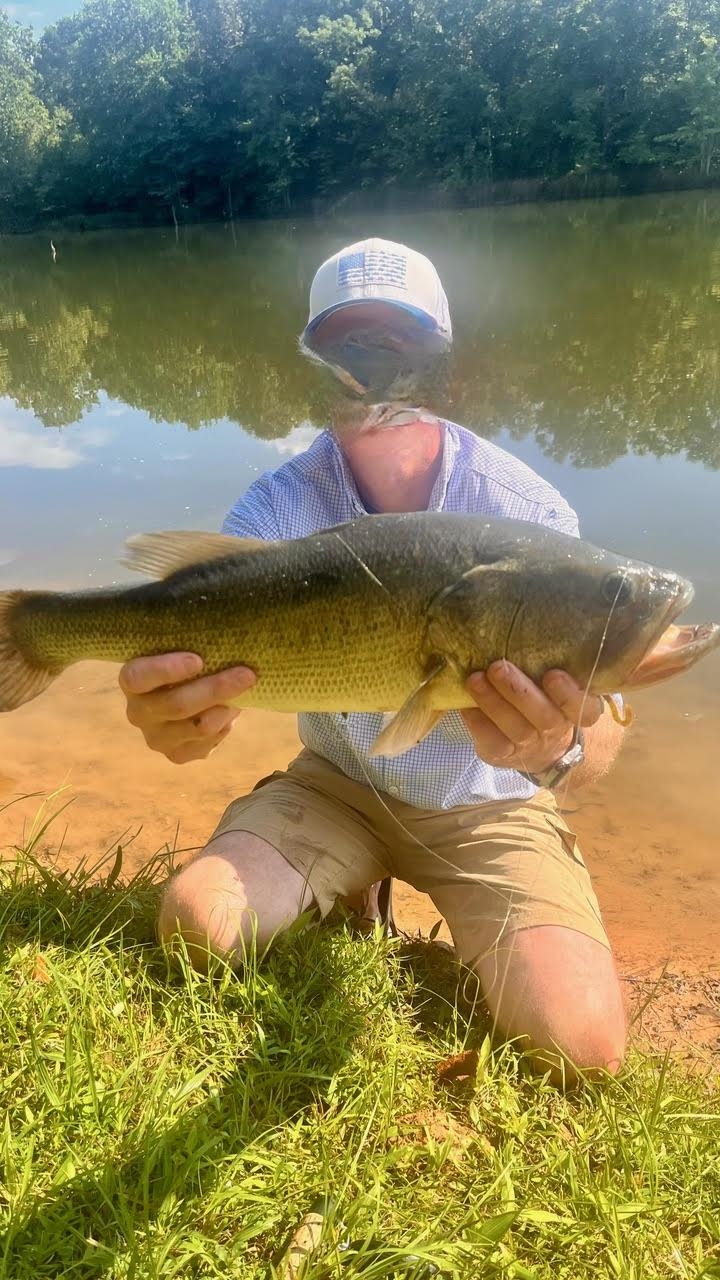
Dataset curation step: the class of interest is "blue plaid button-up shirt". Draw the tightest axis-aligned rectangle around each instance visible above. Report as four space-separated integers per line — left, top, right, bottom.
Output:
223 421 580 809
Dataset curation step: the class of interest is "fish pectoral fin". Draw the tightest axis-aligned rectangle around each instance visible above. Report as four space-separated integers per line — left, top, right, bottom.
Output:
368 661 446 758
122 530 269 578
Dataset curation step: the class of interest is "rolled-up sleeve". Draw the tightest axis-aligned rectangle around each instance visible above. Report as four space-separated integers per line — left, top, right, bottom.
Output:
540 501 580 540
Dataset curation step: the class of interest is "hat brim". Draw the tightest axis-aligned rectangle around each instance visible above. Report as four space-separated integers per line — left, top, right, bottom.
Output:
302 297 441 344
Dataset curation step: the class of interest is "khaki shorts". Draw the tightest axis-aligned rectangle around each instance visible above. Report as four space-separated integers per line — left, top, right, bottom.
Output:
208 748 609 966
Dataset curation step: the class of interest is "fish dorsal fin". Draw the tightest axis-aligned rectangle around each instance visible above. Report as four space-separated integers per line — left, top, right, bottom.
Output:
122 530 268 579
368 659 446 758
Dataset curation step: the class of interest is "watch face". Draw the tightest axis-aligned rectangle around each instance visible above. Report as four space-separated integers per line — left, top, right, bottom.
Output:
565 741 585 769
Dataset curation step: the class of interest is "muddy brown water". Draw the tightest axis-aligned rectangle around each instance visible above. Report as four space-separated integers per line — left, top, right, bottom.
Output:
1 192 719 1053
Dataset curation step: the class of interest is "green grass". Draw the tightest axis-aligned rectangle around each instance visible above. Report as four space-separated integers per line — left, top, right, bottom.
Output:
0 804 719 1279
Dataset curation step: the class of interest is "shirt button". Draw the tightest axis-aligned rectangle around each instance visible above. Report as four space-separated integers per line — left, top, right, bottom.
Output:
387 784 400 797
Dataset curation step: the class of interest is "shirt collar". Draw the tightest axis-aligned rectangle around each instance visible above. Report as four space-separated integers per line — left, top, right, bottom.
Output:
327 419 457 515
426 419 457 510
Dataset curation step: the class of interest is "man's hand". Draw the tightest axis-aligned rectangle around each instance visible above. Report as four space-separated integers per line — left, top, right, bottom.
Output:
119 653 256 764
461 660 605 776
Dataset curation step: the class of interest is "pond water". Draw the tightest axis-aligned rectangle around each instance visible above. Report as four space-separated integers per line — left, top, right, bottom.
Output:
1 191 719 977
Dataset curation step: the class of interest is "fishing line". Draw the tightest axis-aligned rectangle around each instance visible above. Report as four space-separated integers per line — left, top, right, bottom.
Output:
503 599 524 662
342 699 556 1033
340 567 633 1069
555 566 629 812
475 572 632 1053
331 532 394 601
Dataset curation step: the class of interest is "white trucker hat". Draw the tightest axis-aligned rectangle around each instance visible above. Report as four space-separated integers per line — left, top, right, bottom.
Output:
302 237 452 342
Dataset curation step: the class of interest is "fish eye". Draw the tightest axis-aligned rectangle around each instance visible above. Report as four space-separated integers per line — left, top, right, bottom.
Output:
601 571 634 607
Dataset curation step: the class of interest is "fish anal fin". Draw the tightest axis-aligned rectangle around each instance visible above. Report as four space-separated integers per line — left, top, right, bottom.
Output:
368 660 446 758
122 530 268 579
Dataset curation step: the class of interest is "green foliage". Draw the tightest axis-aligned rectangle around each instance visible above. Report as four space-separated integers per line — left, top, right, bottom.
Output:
0 836 719 1278
36 0 197 212
0 11 65 223
3 0 720 226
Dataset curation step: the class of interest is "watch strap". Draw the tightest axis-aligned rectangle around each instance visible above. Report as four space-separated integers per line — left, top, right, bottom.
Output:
520 726 585 790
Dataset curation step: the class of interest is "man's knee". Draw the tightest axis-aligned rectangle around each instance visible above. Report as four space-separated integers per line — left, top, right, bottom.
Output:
157 831 315 972
528 987 627 1081
478 925 627 1083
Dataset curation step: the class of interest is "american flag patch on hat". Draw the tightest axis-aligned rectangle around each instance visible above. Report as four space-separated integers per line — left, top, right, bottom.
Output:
337 249 408 290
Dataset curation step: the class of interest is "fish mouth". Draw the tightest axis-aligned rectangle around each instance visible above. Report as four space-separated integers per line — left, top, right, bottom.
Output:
620 575 717 688
623 584 720 690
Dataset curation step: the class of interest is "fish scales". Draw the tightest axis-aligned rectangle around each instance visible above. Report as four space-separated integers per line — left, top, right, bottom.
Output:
8 516 470 712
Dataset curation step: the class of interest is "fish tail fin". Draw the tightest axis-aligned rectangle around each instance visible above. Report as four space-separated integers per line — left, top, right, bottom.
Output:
0 591 60 712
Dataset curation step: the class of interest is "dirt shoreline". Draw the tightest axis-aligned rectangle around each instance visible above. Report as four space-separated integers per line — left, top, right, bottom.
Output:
1 661 718 1065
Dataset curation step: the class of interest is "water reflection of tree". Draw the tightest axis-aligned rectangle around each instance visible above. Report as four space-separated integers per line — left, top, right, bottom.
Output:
0 225 330 435
450 200 720 469
2 200 720 467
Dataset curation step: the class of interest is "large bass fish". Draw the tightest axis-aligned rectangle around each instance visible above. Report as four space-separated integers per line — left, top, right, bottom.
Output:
0 513 717 756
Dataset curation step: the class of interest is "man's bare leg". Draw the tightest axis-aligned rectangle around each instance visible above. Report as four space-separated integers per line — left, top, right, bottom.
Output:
157 832 313 971
477 924 627 1085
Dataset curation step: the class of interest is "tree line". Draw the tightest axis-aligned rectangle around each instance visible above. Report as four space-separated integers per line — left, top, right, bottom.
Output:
2 0 720 230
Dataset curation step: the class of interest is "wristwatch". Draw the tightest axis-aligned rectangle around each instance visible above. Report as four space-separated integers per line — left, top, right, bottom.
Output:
520 727 585 790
